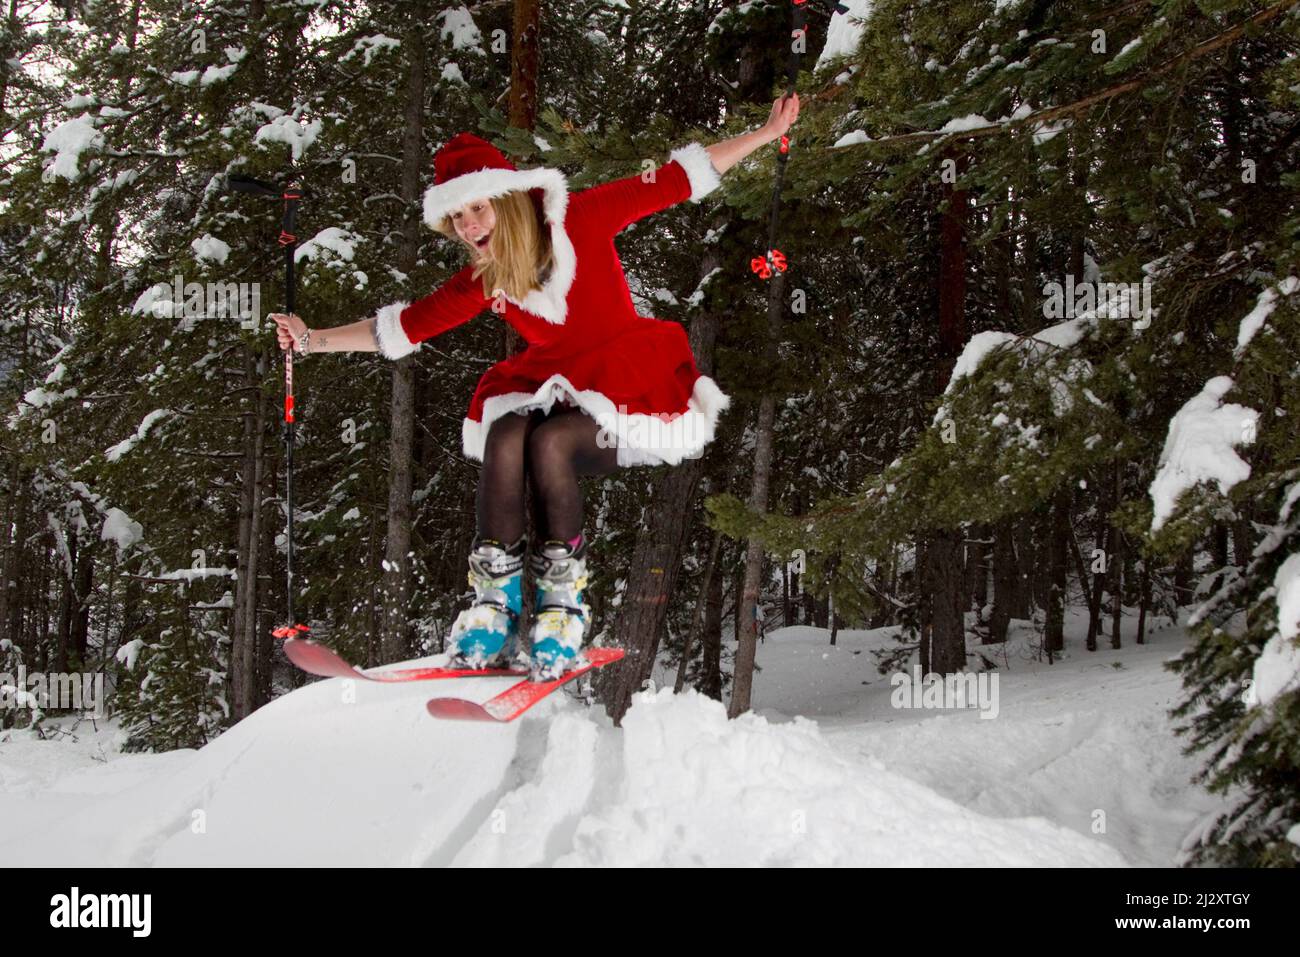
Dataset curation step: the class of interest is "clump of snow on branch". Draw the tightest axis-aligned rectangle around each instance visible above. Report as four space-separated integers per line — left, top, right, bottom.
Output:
191 235 231 265
105 410 171 462
40 114 104 181
1148 377 1256 531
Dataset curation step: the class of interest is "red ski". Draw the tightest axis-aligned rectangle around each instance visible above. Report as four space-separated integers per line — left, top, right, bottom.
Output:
426 646 626 723
277 633 525 683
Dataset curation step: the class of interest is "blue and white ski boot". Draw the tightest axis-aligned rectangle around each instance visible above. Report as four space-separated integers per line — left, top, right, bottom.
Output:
446 535 527 670
527 535 591 682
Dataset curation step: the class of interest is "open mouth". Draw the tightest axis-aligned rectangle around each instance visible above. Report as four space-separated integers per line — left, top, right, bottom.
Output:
473 233 491 249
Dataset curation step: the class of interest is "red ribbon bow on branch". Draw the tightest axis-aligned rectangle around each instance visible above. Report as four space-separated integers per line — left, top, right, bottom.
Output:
749 249 788 280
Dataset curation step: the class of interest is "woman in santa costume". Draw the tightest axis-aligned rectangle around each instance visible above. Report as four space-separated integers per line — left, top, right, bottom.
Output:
272 93 800 680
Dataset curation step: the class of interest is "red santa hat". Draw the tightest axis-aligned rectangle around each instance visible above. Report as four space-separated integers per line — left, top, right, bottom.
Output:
422 132 569 232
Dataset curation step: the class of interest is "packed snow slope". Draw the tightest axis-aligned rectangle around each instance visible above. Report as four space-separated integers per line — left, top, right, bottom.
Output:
0 611 1224 866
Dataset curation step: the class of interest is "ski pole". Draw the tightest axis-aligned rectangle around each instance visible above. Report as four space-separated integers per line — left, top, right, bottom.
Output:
749 0 848 283
227 173 312 644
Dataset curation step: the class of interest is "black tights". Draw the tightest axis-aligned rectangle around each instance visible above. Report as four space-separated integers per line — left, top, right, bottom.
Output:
476 405 620 545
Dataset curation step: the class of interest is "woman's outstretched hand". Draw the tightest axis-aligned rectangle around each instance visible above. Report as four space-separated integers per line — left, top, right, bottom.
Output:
763 91 800 141
270 312 308 353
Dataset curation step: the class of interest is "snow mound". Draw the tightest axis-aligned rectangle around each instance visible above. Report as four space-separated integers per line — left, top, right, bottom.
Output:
549 688 1124 866
0 666 1126 866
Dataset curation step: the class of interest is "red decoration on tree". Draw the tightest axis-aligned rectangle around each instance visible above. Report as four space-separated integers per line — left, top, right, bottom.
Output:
749 249 789 280
272 622 311 639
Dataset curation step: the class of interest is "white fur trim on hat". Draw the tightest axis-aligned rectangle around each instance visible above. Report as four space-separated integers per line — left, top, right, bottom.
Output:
374 300 418 360
668 142 723 203
461 374 731 468
422 166 576 326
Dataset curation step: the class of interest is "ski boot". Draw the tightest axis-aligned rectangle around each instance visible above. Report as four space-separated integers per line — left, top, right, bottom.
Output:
527 535 591 682
446 534 527 670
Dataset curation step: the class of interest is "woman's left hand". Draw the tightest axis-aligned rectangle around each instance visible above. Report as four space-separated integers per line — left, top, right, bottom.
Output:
763 92 800 141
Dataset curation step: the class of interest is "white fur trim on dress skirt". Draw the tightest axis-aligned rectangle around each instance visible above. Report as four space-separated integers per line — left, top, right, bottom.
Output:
668 142 723 203
461 373 732 468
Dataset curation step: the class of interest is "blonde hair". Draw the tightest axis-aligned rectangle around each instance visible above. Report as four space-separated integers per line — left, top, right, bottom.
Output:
433 190 555 303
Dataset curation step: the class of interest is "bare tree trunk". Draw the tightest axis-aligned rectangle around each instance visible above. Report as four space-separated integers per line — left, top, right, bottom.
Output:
379 16 428 661
1088 522 1111 651
604 466 702 720
927 529 967 674
1011 519 1035 617
699 552 725 700
56 534 73 674
1136 559 1151 644
1173 549 1194 607
1231 511 1253 566
924 146 970 676
969 524 990 617
366 509 381 665
1208 521 1230 596
990 519 1015 644
0 461 27 647
1110 533 1124 649
71 538 93 667
1110 464 1124 649
231 347 268 721
1068 519 1097 647
1044 489 1069 656
674 529 723 693
729 395 776 718
781 559 791 627
256 460 277 703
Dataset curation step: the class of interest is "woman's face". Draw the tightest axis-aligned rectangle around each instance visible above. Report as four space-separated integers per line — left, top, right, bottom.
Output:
451 198 496 260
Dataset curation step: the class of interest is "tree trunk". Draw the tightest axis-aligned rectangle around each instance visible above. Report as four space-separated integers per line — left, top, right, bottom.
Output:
969 525 990 617
0 462 28 647
699 548 724 701
231 345 268 722
256 459 277 704
379 17 428 661
990 519 1016 643
674 529 723 693
1173 549 1194 607
729 395 777 718
1231 512 1253 566
604 468 702 721
1088 522 1110 651
1136 559 1151 644
1044 489 1069 656
56 532 74 674
71 538 94 668
921 145 970 676
917 536 932 670
781 560 791 627
1109 464 1124 649
927 529 967 674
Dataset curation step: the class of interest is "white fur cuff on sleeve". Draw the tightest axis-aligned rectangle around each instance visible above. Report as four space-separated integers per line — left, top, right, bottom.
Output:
669 142 722 203
374 301 419 360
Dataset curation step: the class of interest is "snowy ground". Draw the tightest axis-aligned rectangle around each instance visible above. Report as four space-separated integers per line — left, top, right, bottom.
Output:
0 609 1225 866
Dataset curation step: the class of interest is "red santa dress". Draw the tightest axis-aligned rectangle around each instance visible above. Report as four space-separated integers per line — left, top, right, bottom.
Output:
370 132 731 468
